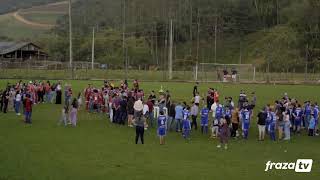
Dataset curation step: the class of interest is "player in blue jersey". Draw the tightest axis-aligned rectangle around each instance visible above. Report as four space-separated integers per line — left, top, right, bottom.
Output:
241 107 251 139
182 106 191 140
215 103 224 123
200 106 209 134
157 111 167 145
269 109 277 141
312 103 319 135
293 104 303 134
224 106 232 125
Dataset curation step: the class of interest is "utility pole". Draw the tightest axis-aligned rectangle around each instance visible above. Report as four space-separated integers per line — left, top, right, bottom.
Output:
305 45 308 81
196 9 200 62
189 2 192 55
91 27 95 70
239 36 242 64
168 19 173 80
214 15 217 63
123 0 127 80
68 0 73 78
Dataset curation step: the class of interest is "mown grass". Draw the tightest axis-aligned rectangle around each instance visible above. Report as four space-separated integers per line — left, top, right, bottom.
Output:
0 80 319 180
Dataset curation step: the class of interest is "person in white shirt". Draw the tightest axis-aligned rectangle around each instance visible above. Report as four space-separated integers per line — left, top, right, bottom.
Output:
211 102 217 119
194 92 201 106
15 91 22 115
143 102 150 130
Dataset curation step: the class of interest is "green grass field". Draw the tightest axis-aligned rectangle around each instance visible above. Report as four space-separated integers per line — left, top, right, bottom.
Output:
0 80 319 180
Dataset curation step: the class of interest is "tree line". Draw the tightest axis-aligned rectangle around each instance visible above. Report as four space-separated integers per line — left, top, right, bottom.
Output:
40 0 319 72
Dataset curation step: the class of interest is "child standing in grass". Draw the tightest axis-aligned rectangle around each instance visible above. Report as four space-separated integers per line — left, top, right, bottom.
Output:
59 106 68 126
241 107 251 139
157 111 167 145
182 106 191 140
200 105 209 134
70 98 78 127
293 104 303 134
217 119 229 149
190 102 199 130
269 109 277 141
308 115 315 136
24 94 33 124
77 92 82 110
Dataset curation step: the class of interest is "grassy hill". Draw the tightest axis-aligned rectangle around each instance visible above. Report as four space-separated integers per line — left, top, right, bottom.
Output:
0 1 67 40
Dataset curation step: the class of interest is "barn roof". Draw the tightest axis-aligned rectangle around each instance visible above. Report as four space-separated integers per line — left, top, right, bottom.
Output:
0 42 42 55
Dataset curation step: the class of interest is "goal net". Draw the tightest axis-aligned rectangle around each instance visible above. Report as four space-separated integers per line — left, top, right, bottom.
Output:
195 63 256 82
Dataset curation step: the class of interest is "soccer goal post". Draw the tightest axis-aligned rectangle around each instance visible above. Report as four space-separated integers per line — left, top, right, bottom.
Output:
195 63 256 82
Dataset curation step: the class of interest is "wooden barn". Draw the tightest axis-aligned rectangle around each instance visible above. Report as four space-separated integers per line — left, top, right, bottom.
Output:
0 42 48 61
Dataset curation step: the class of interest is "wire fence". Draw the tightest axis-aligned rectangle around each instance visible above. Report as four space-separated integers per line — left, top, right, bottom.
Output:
0 60 320 84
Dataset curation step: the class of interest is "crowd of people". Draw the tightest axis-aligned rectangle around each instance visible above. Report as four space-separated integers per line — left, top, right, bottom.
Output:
1 80 319 149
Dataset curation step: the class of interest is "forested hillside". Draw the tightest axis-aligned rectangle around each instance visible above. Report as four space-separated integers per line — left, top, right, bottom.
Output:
42 0 320 72
0 0 63 14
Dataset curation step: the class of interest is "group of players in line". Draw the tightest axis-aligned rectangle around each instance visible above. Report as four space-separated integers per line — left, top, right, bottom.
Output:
1 80 318 149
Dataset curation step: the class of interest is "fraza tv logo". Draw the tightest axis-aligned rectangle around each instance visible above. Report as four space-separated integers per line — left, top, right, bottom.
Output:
265 159 313 173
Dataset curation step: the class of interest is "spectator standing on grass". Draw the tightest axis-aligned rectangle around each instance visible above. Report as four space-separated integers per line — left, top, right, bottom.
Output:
304 101 311 129
277 110 284 140
146 98 154 128
2 89 9 113
119 95 128 125
127 95 135 127
59 106 68 126
283 110 291 140
14 91 22 116
45 81 51 103
231 108 239 138
133 106 145 144
257 108 267 141
175 102 184 132
77 92 82 110
217 119 230 150
190 103 199 130
142 100 149 129
8 87 15 112
24 94 33 124
167 102 176 131
70 98 78 127
269 109 277 141
308 115 316 136
55 82 62 104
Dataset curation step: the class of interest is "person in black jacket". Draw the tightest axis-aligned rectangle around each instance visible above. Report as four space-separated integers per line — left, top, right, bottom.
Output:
257 108 267 141
0 90 3 112
2 89 9 113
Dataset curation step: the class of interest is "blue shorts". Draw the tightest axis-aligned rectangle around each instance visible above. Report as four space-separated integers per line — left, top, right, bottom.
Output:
294 119 301 126
200 119 208 126
158 127 166 136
